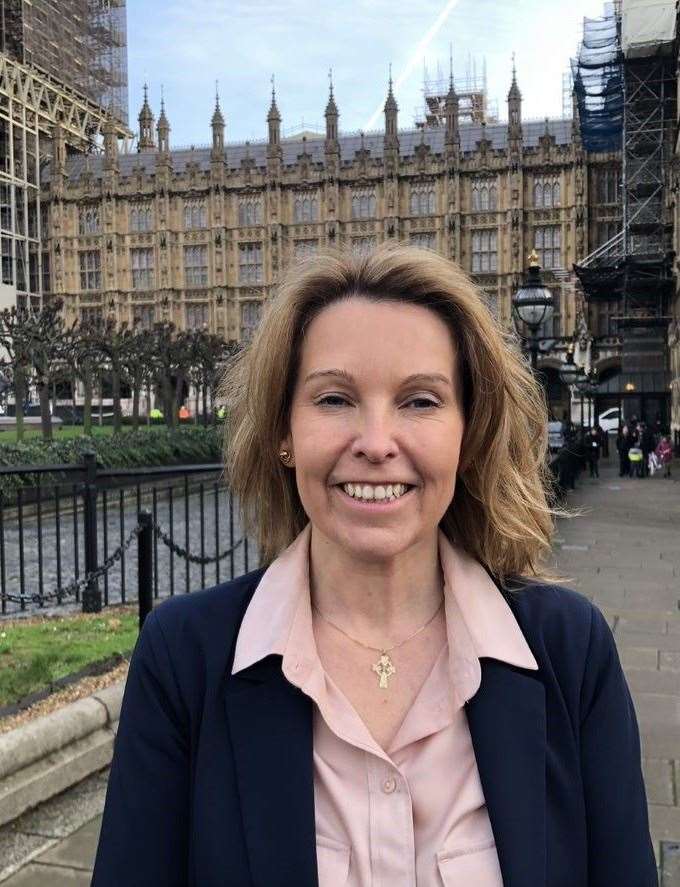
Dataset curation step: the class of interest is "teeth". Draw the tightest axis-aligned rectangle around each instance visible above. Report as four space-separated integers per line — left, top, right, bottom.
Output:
342 483 410 501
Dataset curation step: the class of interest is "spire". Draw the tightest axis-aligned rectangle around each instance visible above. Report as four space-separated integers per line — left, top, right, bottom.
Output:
138 83 156 151
446 44 457 101
325 68 338 117
212 82 225 127
267 74 282 160
384 64 399 151
325 68 339 148
157 87 170 154
384 64 398 114
211 83 225 159
267 74 281 123
508 52 522 102
103 114 119 171
507 53 522 141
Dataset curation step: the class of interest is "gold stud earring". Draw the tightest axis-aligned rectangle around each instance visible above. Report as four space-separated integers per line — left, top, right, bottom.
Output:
279 450 292 464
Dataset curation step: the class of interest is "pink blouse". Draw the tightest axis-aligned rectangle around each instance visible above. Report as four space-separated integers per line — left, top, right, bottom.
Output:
231 523 538 885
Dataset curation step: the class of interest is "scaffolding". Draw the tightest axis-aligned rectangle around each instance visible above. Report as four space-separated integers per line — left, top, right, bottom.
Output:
0 1 130 310
573 0 677 422
570 2 623 153
415 57 498 129
573 0 676 326
0 0 128 125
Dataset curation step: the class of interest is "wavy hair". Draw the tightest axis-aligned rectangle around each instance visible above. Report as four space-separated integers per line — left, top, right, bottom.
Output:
218 242 574 588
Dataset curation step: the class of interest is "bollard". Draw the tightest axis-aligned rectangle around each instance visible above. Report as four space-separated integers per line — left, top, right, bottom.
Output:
138 510 153 631
82 450 100 613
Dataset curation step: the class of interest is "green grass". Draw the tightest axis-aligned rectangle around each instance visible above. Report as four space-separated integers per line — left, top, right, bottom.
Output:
0 608 139 707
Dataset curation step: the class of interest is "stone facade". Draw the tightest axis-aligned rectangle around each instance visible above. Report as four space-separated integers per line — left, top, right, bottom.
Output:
42 73 624 373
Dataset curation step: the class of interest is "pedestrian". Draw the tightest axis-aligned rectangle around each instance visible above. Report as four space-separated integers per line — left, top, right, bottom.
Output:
617 424 633 477
639 423 656 478
92 244 656 887
655 435 673 479
587 426 601 478
595 421 609 458
628 445 644 478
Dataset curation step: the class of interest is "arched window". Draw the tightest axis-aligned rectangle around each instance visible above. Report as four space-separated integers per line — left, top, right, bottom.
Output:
410 186 435 217
238 195 263 226
489 185 498 210
79 207 100 235
351 189 377 220
472 178 498 213
184 201 207 230
534 182 544 208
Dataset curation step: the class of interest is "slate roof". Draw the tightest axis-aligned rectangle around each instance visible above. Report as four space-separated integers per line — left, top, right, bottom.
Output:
57 118 574 182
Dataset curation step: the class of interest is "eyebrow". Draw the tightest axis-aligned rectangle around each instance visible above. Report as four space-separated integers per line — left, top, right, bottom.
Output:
303 369 453 388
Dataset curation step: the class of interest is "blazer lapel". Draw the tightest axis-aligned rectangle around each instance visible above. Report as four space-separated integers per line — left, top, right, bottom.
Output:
465 659 546 887
225 655 318 887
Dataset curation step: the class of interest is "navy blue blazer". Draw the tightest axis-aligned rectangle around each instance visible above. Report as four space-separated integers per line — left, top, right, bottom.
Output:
91 567 657 887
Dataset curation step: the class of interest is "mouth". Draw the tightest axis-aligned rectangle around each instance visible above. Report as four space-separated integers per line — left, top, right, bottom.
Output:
333 484 416 511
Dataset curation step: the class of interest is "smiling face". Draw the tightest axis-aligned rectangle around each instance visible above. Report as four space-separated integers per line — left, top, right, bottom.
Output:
280 296 466 565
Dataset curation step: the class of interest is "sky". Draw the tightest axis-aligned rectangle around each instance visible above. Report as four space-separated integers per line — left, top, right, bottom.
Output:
126 0 610 148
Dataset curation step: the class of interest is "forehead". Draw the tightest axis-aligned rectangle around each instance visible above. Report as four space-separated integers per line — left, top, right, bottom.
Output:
299 297 456 369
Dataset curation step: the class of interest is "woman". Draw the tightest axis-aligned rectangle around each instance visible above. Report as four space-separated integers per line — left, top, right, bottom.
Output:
587 426 601 478
655 435 673 478
617 424 633 478
92 245 655 886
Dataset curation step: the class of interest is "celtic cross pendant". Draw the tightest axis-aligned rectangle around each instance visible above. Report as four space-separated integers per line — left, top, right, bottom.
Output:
372 652 396 689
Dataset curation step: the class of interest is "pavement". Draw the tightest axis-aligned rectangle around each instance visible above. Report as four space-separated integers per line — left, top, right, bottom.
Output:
0 450 678 885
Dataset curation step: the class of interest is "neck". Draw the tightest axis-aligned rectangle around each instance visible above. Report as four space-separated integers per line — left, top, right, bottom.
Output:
308 526 444 643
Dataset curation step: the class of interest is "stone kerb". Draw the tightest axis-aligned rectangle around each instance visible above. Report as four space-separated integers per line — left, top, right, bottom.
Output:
0 681 125 828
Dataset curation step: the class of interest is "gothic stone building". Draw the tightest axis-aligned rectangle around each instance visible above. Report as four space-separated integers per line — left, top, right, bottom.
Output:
42 73 625 416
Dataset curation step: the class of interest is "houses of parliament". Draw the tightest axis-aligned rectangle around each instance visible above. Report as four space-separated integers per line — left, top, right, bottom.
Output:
42 67 631 417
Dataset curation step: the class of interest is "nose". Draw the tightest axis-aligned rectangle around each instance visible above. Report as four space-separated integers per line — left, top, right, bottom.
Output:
349 409 399 463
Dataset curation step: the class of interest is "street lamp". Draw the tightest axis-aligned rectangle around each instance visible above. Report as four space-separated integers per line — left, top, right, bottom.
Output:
512 251 554 370
558 347 584 428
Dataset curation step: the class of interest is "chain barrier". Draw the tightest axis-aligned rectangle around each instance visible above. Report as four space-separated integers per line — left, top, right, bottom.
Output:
1 517 244 606
0 522 145 606
151 522 244 564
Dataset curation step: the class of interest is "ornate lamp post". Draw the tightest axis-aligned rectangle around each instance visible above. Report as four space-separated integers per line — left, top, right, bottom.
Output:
512 251 554 371
558 346 583 427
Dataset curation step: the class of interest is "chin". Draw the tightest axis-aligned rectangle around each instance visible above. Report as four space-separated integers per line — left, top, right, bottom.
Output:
331 523 423 561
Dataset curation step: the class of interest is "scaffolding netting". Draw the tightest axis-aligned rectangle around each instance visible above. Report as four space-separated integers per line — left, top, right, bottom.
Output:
571 2 623 153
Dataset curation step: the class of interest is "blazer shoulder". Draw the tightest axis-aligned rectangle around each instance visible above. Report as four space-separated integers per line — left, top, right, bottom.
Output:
503 579 595 632
502 580 606 688
145 566 268 662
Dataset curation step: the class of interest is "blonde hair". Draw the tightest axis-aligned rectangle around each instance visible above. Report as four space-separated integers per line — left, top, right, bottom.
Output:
219 242 573 589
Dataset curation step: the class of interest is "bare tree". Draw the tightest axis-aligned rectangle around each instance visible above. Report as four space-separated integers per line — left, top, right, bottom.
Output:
0 305 33 442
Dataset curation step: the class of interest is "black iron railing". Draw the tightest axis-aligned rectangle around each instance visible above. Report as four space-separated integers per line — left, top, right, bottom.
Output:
0 452 256 617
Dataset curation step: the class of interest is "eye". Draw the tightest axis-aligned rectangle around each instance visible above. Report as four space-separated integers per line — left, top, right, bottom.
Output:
316 394 347 407
408 397 441 409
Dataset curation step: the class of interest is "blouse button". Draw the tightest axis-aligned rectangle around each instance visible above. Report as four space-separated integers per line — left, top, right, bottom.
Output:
382 776 397 794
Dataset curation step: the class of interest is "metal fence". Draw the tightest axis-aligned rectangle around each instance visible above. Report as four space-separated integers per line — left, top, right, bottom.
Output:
0 452 259 618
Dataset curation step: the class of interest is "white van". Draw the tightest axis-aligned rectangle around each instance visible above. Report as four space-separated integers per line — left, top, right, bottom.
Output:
598 407 621 434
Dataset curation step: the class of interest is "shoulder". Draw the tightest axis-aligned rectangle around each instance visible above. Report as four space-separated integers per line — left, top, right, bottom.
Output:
501 580 611 691
143 566 268 665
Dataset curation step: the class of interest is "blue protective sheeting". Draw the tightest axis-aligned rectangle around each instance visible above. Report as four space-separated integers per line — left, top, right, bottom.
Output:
571 4 624 152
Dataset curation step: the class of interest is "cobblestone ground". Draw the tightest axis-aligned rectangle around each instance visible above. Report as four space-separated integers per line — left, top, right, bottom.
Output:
0 480 260 619
0 451 678 884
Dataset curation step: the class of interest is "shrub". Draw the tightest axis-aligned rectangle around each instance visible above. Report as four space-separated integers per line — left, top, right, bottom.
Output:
0 426 224 501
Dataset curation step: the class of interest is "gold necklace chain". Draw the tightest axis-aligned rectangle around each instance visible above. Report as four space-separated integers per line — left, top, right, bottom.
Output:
311 598 445 689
